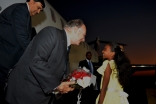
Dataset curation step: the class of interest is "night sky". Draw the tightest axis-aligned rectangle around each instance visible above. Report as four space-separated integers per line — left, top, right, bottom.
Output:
47 0 156 64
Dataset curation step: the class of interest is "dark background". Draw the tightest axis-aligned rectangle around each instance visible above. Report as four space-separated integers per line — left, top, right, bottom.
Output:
47 0 156 64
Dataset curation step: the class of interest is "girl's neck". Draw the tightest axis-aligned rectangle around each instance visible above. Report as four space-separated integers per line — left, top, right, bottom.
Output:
107 58 113 61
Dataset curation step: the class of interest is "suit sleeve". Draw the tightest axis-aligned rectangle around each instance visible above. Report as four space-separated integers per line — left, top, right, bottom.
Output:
29 27 60 93
12 5 31 50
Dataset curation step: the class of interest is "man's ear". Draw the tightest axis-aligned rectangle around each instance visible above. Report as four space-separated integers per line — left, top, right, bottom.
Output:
66 27 73 33
73 26 78 34
75 27 82 35
70 27 75 34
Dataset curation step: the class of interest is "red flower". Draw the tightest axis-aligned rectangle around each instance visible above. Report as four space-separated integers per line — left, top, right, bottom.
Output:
63 67 91 89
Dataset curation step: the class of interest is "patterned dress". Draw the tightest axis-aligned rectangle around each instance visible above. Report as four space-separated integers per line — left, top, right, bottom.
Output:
96 60 129 104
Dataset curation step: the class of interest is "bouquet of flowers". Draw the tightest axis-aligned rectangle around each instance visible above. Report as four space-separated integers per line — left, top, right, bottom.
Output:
63 67 94 89
62 67 96 104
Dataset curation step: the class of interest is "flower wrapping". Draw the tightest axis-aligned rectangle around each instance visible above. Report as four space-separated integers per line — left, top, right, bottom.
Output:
55 67 96 101
62 67 96 89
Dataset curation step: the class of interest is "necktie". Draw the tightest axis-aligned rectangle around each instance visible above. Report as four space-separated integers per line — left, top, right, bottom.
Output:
88 61 93 73
67 45 71 62
65 45 71 78
67 45 71 53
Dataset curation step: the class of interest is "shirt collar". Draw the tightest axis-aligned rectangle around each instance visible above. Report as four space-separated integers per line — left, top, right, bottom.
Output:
65 30 71 49
26 2 30 12
86 59 90 62
67 34 70 47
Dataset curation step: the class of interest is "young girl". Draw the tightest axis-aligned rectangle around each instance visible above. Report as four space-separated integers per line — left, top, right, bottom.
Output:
96 42 131 104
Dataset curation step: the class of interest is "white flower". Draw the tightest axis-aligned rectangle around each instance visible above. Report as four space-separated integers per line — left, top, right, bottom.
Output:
82 67 90 72
77 76 91 88
70 77 76 81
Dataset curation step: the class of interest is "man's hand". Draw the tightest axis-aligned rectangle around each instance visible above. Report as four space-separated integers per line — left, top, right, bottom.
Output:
57 81 75 94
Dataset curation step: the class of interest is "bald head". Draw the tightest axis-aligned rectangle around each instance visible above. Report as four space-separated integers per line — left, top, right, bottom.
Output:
64 19 86 45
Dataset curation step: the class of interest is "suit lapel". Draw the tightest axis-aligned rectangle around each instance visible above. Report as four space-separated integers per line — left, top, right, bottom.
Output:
24 3 32 39
60 30 69 76
61 30 67 60
85 60 90 70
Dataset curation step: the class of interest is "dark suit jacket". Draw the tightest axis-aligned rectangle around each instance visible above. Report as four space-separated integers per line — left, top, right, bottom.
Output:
6 26 69 104
0 3 32 70
79 59 97 75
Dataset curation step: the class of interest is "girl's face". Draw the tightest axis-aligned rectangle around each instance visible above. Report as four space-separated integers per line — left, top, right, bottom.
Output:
102 44 114 60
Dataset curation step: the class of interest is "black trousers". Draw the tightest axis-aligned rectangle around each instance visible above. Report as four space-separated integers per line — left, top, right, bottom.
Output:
80 88 99 104
0 66 10 104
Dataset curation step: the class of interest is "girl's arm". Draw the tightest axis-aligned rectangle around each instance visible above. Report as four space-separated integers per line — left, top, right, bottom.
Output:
98 63 112 104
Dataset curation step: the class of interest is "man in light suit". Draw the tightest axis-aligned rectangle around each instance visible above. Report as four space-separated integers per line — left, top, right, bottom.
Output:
78 51 100 104
0 0 45 102
6 19 87 104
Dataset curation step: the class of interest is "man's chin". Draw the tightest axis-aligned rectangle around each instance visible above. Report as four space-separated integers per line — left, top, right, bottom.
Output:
77 43 80 45
74 42 80 45
77 41 83 45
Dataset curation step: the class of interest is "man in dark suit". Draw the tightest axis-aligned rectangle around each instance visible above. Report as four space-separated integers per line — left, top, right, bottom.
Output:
0 0 45 102
78 51 100 104
5 19 87 104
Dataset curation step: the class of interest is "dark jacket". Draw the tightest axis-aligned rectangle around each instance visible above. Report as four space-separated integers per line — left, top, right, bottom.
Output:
79 59 96 75
6 26 69 104
0 3 32 70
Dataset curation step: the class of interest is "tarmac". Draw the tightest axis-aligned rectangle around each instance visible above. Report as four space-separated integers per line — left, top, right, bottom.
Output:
130 70 156 104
